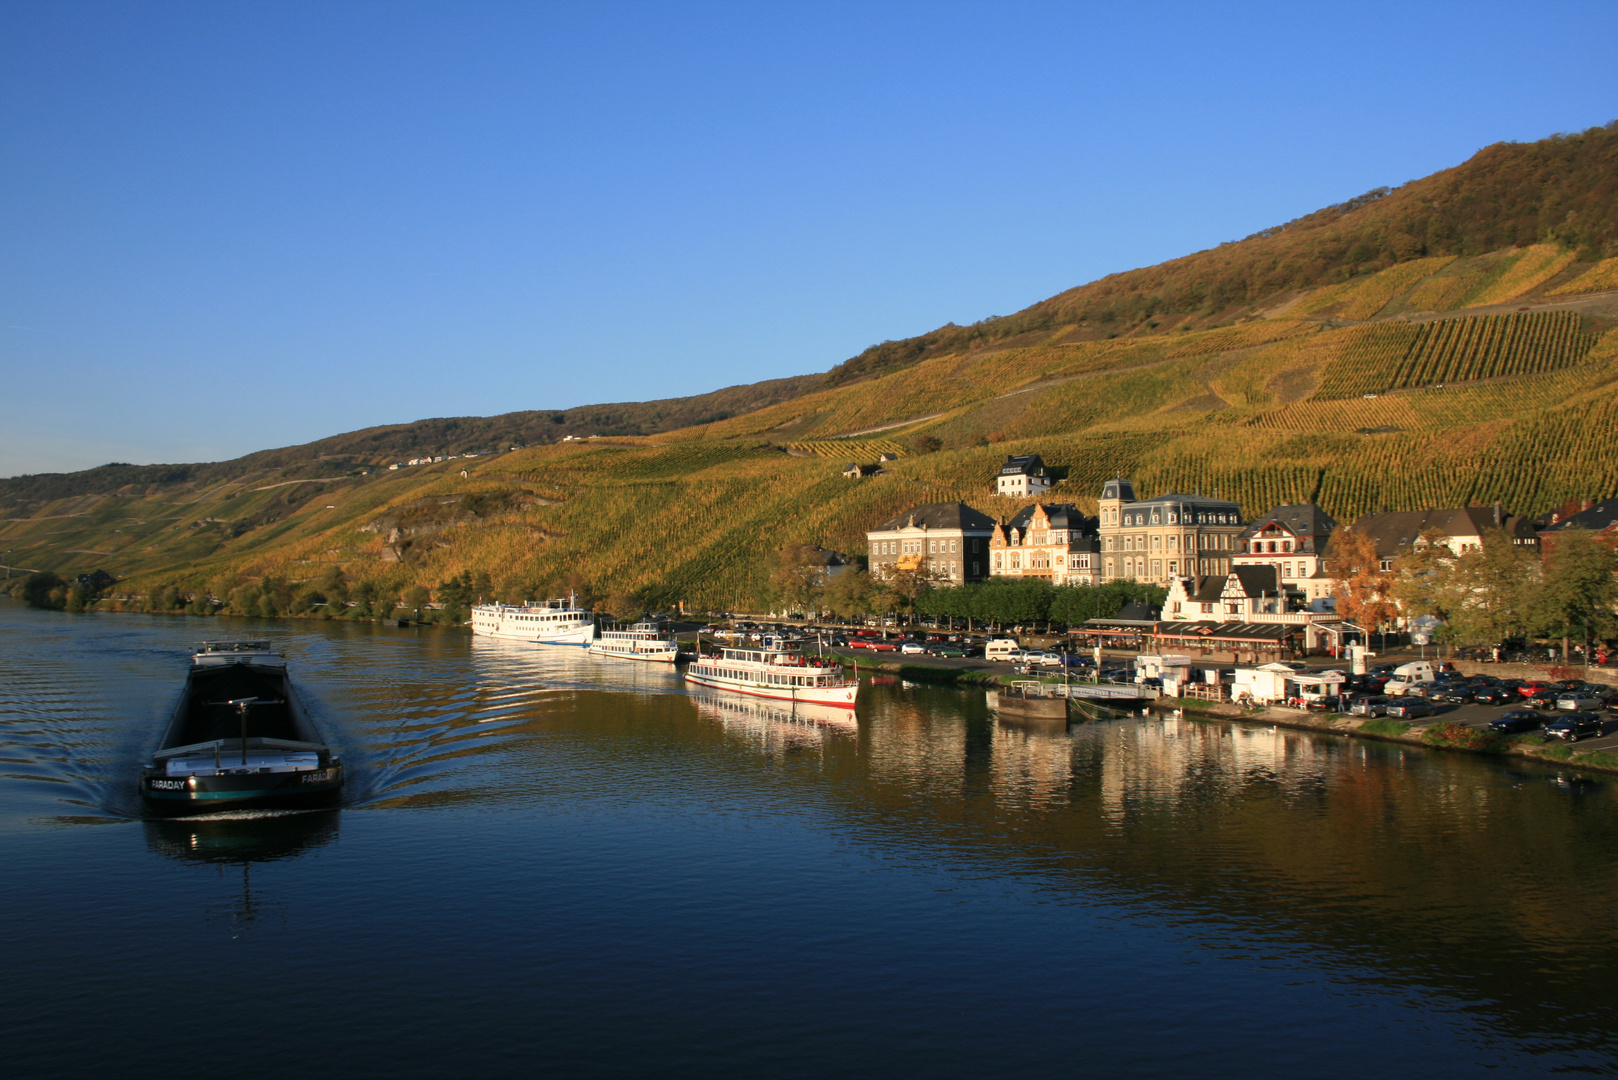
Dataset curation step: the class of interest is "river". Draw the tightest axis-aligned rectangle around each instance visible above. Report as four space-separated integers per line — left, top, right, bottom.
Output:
4 598 1618 1077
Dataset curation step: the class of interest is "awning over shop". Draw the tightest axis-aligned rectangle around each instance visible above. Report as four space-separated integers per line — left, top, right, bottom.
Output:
1152 621 1302 644
1077 619 1160 636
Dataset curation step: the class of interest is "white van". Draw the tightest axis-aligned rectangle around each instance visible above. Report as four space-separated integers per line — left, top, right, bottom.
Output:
985 638 1020 661
1384 660 1436 697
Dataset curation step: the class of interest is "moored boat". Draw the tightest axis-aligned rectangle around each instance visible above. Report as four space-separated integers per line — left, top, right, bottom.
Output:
141 641 343 814
470 595 597 645
589 619 680 663
683 636 858 708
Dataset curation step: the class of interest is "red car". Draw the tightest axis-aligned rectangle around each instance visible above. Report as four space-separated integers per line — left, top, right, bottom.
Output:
1518 680 1551 698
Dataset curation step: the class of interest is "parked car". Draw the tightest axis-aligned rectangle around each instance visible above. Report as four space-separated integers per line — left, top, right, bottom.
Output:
1349 695 1392 717
1526 690 1561 710
899 642 927 655
1544 712 1605 742
1557 691 1604 711
1428 684 1476 704
1518 680 1552 698
926 644 966 658
1467 674 1501 686
1305 695 1343 712
1385 697 1437 719
1472 686 1514 706
1490 710 1547 734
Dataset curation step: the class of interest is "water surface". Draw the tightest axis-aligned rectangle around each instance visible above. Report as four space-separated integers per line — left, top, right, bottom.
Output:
4 600 1617 1077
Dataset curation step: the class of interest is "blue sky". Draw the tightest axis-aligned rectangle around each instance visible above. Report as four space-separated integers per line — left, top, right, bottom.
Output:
3 1 1615 476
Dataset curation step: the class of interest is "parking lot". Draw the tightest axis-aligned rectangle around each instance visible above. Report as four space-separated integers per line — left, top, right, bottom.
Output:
1355 697 1618 752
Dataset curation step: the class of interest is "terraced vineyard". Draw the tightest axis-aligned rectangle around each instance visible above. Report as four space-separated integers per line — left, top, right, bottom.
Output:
787 437 908 459
1312 311 1601 399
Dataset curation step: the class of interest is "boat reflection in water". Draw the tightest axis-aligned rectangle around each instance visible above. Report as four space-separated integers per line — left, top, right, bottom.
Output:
144 811 340 935
686 688 857 755
144 809 340 865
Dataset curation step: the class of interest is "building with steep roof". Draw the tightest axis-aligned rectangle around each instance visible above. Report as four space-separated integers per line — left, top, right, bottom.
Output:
988 503 1100 585
995 454 1053 498
1096 477 1246 585
1233 503 1339 603
1347 504 1537 572
866 502 996 583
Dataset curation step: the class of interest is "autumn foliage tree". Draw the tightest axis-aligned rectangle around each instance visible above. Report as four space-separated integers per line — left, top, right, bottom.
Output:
1325 526 1398 637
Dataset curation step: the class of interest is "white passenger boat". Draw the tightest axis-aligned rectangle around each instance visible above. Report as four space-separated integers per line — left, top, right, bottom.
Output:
589 620 680 663
470 596 597 645
684 636 858 709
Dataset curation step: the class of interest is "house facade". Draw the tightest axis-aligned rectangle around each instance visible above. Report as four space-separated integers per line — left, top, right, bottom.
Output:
995 454 1053 498
866 502 996 584
1233 503 1338 604
1158 564 1344 653
988 503 1100 585
1096 477 1245 585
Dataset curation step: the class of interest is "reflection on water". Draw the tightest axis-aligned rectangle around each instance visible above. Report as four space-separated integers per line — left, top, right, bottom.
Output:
6 601 1618 1076
144 809 340 864
687 689 856 758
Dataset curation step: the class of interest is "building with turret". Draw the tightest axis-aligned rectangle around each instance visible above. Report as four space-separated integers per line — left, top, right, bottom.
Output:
1096 477 1245 585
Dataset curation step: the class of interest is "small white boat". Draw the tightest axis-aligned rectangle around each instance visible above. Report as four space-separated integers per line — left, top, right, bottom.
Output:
684 635 858 709
470 596 597 646
590 620 680 664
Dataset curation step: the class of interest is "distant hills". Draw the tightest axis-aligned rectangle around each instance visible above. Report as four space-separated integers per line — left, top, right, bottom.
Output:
3 121 1617 613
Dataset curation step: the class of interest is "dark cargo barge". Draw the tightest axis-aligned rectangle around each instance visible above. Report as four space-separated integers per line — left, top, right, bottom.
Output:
141 641 343 814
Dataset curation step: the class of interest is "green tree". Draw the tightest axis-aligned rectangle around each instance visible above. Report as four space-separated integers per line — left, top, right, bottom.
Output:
20 571 65 610
822 567 874 621
1537 531 1618 661
769 544 830 617
403 585 431 619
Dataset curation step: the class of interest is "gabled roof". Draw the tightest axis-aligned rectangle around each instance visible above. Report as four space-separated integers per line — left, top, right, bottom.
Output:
1348 506 1518 558
1240 503 1338 548
1227 565 1282 598
874 502 996 532
998 454 1046 477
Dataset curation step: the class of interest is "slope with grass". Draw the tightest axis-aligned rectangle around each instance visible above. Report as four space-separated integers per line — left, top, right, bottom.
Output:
5 123 1618 614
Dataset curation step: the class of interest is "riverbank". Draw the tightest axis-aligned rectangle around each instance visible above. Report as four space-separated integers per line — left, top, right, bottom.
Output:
1153 696 1618 777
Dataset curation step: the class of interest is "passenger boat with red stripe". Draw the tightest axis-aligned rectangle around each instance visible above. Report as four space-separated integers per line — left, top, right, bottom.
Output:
683 636 858 709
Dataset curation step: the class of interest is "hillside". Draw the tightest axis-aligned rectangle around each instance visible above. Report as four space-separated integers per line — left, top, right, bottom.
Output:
5 122 1618 615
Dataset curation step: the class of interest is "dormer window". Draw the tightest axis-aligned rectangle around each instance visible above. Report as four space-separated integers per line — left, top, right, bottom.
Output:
1168 512 1177 523
1150 512 1160 524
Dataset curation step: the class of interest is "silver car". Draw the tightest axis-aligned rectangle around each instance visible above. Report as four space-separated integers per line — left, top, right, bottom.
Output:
1557 691 1604 711
1350 695 1391 717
